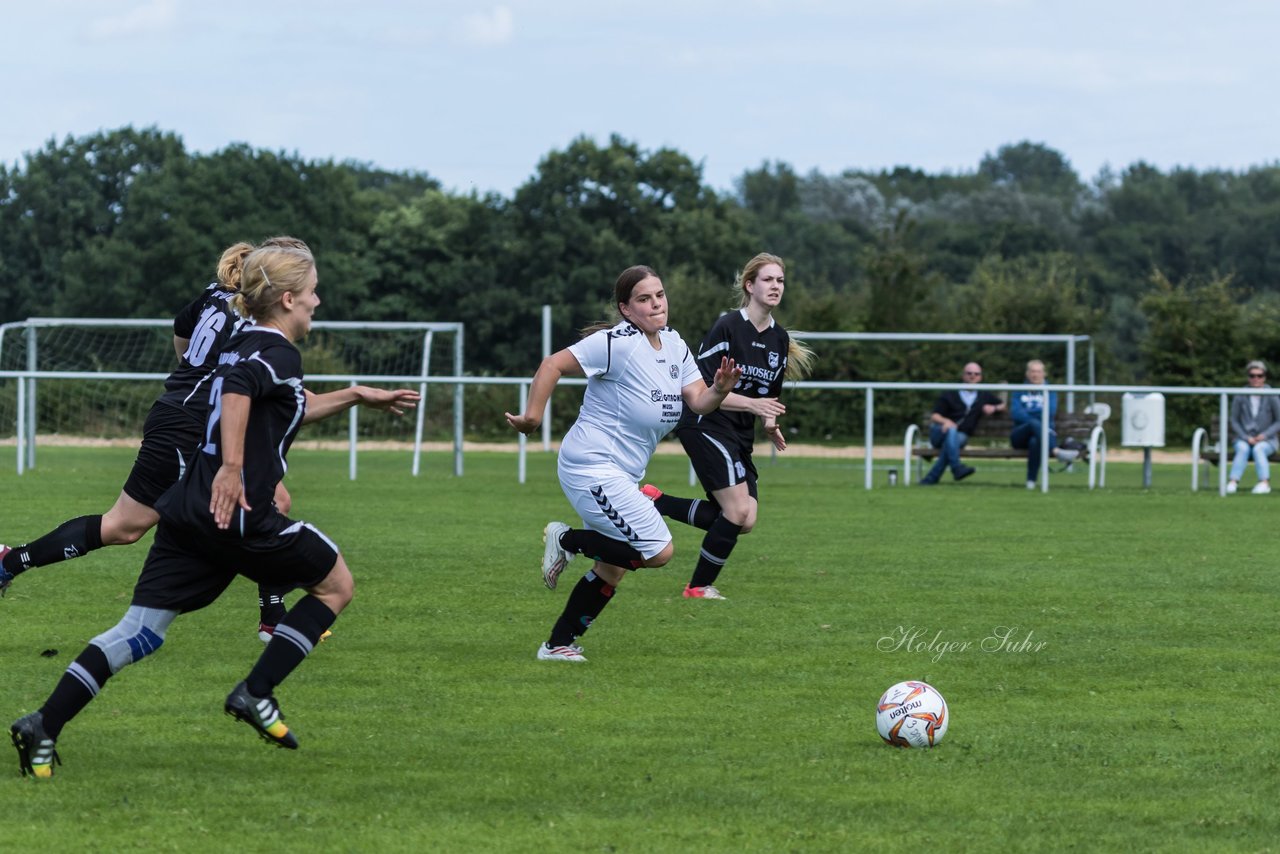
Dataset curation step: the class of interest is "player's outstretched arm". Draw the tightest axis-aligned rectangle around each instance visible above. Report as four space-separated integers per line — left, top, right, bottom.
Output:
301 387 421 424
683 357 742 415
719 393 786 418
505 348 583 434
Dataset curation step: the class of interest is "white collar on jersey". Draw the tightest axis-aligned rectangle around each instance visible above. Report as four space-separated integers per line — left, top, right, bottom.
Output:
248 325 289 339
738 308 775 327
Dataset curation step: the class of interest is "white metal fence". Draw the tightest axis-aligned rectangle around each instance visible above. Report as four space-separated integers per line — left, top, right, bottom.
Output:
0 317 465 478
1 372 1264 497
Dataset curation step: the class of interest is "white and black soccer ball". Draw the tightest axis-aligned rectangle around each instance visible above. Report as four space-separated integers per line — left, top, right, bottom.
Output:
876 680 949 748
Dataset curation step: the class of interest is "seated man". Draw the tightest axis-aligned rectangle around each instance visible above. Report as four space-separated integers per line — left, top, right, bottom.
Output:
920 361 1005 485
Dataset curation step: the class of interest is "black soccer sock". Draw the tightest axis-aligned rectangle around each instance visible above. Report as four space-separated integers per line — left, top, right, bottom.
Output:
560 529 645 569
548 570 616 647
39 644 113 740
653 494 719 530
257 585 289 627
5 515 104 576
688 515 743 588
245 595 337 698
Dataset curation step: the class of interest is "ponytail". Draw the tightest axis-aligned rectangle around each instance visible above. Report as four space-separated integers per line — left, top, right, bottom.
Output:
216 242 255 293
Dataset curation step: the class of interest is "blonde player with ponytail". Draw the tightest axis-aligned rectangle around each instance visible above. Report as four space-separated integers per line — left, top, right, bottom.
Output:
11 244 419 776
644 253 814 600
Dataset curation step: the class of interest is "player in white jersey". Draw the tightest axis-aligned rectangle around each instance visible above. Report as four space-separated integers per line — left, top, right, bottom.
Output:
506 265 742 662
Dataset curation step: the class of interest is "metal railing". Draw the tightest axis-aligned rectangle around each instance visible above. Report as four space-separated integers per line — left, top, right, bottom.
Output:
5 373 1270 496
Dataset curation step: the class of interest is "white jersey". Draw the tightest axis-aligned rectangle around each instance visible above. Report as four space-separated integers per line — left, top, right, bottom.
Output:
558 322 702 482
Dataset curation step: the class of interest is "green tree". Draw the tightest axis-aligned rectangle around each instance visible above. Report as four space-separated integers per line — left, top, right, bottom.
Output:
1139 269 1240 433
0 126 187 321
365 188 520 367
508 135 751 358
978 141 1082 198
861 212 939 332
931 251 1100 387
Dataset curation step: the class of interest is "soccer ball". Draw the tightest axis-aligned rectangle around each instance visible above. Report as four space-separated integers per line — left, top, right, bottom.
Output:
876 680 949 748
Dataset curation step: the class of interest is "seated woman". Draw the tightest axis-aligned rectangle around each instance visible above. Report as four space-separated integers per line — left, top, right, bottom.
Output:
1226 360 1280 495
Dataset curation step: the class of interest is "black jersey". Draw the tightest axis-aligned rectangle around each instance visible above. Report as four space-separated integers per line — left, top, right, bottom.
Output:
676 309 790 446
155 283 251 421
155 327 307 538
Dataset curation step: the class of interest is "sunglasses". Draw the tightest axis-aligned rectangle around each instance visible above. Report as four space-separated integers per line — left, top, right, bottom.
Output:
1249 372 1266 378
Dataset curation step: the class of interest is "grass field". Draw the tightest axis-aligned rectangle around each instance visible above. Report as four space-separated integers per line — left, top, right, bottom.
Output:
2 446 1277 852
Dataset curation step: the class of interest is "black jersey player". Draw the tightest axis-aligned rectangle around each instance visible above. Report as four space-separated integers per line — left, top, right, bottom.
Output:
643 253 814 600
10 244 419 777
0 242 255 593
0 239 309 640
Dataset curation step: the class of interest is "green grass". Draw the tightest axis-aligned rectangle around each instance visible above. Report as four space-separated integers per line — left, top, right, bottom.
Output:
1 446 1277 852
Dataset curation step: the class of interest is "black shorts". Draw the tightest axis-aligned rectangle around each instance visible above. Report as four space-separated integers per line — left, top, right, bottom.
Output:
131 516 340 613
677 429 759 499
122 403 203 507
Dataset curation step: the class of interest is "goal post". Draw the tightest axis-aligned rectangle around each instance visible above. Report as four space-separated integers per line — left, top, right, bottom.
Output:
0 318 465 477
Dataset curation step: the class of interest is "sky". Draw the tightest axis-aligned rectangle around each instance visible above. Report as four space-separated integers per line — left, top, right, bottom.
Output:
3 0 1278 197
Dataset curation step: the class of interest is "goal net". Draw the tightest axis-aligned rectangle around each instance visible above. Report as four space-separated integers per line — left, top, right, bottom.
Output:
0 318 465 477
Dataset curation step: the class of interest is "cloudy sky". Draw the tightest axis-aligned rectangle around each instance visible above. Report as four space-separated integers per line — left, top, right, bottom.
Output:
3 0 1276 196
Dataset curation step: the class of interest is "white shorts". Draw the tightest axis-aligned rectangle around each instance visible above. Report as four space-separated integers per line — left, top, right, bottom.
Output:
558 469 672 560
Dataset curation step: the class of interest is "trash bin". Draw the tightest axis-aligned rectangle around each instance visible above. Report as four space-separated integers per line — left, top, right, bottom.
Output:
1121 393 1165 447
1122 392 1165 487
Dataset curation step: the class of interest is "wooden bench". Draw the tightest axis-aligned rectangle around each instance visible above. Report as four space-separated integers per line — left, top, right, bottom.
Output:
903 409 1109 489
1190 416 1280 491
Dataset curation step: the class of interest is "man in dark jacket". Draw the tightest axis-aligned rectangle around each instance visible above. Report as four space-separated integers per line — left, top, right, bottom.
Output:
920 361 1005 485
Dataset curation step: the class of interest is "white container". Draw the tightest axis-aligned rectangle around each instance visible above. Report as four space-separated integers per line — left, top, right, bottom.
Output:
1121 392 1166 447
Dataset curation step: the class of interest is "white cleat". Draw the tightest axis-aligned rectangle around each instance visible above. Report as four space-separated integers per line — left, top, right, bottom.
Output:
541 522 572 590
537 643 587 662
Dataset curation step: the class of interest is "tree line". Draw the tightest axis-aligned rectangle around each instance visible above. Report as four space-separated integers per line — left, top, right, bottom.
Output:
2 125 1277 438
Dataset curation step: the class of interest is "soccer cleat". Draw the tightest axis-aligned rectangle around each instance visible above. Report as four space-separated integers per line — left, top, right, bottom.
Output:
224 681 298 749
683 584 726 600
0 545 12 597
1253 482 1272 495
10 712 60 779
536 642 587 662
640 484 663 501
541 521 572 590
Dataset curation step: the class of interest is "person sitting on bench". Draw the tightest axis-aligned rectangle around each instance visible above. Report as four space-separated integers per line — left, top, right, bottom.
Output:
920 361 1005 485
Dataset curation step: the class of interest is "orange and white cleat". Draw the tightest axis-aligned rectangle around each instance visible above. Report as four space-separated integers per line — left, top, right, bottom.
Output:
683 584 726 600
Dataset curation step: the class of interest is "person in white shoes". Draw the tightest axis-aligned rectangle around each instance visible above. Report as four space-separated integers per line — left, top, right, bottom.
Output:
1011 360 1058 490
505 265 741 662
1226 360 1280 495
